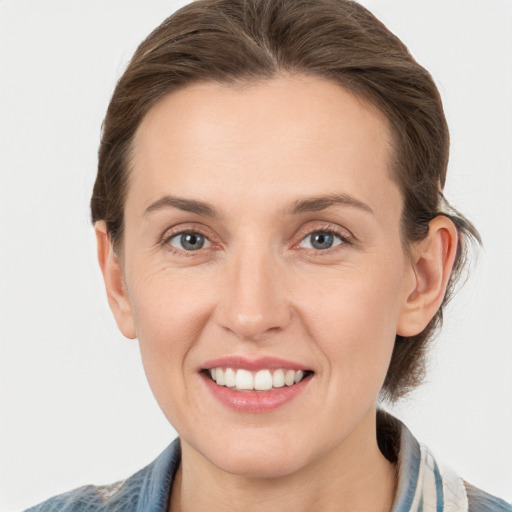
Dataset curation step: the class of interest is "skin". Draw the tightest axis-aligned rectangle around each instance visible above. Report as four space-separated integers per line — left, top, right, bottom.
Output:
96 75 458 512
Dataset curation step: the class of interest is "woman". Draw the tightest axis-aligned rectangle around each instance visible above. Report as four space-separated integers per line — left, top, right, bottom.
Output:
17 0 511 510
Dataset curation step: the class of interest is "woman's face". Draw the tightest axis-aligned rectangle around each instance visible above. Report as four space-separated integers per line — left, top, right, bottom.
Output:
117 76 416 477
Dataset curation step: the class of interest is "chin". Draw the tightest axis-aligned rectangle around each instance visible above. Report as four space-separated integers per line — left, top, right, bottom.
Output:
194 428 319 479
213 450 306 479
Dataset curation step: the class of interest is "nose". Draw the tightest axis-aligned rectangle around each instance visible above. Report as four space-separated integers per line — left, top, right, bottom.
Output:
215 243 292 341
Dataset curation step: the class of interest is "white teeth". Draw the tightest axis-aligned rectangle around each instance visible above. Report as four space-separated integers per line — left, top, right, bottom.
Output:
284 369 295 386
215 368 225 385
272 369 285 388
235 369 253 390
224 368 236 387
208 367 308 391
254 370 273 391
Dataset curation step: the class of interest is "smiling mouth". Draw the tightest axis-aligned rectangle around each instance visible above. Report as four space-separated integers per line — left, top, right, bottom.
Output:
203 367 314 392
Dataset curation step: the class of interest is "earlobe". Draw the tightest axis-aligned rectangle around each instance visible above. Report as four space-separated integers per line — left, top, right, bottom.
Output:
95 221 136 339
397 216 458 337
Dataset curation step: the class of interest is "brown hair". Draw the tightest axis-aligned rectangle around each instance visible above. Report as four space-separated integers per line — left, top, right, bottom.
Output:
91 0 480 401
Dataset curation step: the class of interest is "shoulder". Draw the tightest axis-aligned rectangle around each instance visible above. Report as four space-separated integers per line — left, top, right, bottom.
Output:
24 481 125 512
465 482 512 512
376 410 511 512
24 439 181 512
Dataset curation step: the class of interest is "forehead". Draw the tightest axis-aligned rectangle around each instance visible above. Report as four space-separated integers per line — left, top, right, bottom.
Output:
129 75 399 221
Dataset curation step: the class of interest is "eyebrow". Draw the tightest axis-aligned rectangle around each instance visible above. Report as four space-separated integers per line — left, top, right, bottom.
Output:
142 192 373 218
286 194 374 215
143 196 219 218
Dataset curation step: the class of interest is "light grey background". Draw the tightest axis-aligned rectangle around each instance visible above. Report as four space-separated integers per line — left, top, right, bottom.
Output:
1 1 511 510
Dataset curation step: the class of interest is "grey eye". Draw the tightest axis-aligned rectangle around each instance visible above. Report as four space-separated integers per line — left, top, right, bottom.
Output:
169 232 210 251
300 231 342 250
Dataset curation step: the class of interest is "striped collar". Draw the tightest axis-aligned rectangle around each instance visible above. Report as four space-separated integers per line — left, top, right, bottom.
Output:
379 411 469 512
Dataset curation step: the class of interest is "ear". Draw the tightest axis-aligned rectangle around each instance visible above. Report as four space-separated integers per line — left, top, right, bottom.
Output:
397 216 458 337
95 221 136 339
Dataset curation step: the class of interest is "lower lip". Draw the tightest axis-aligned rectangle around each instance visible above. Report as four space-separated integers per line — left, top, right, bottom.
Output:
201 373 312 413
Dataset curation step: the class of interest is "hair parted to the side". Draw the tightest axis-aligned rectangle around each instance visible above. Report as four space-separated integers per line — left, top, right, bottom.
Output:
91 0 480 401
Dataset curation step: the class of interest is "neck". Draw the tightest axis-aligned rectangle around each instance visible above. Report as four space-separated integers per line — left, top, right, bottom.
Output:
169 410 397 512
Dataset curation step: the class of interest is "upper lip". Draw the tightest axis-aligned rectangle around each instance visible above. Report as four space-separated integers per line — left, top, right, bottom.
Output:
200 356 312 372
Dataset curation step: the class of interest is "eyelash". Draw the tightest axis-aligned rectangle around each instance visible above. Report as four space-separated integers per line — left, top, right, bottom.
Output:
161 228 213 257
161 224 353 257
295 225 352 253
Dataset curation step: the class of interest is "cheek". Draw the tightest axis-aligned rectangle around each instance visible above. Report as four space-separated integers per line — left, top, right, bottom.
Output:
129 263 215 339
298 260 405 386
127 268 216 387
127 271 221 433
